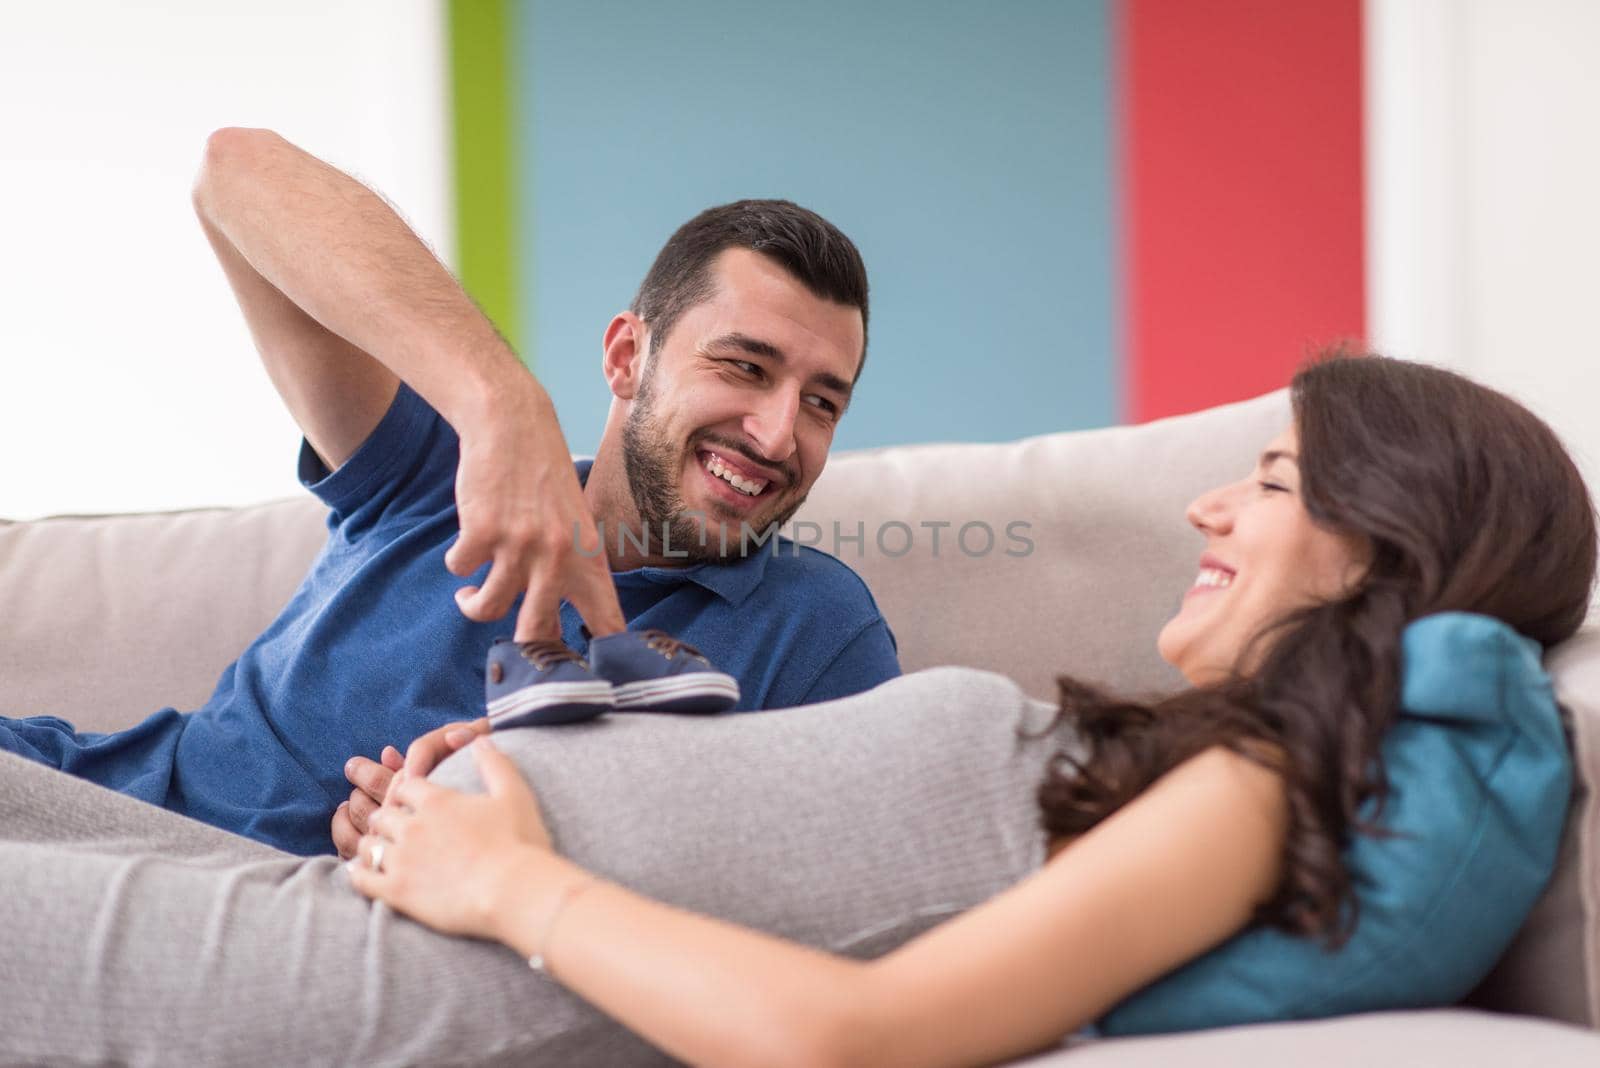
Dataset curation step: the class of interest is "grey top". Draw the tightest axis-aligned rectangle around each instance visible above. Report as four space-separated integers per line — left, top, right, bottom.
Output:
1 666 1078 1066
434 665 1071 959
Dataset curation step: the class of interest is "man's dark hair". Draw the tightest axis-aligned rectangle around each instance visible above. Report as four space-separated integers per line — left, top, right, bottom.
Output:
630 199 870 377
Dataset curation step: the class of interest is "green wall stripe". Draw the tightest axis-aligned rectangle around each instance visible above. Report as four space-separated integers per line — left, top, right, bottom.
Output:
448 0 522 361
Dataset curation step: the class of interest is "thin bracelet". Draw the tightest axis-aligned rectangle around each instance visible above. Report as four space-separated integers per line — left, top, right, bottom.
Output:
528 874 602 975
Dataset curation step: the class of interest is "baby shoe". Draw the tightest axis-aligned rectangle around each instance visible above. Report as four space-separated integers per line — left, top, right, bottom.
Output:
586 629 740 714
484 638 615 727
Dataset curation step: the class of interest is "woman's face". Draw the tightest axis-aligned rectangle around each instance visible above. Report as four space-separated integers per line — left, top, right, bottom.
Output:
1158 425 1369 685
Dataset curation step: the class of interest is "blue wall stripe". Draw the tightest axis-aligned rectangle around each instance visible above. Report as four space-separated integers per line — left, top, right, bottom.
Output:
518 0 1116 452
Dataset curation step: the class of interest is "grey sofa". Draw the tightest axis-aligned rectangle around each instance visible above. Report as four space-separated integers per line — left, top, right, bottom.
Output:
2 389 1597 1065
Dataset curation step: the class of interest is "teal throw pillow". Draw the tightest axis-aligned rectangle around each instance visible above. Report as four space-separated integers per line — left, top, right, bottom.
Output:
1096 612 1572 1035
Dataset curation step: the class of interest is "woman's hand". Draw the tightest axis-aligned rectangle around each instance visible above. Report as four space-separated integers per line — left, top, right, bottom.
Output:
332 718 489 858
346 736 562 941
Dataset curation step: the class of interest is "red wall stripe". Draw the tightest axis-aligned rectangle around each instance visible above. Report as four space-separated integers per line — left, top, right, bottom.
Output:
1123 0 1366 423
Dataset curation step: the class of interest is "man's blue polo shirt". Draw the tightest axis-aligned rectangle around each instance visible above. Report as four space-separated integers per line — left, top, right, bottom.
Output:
0 384 900 855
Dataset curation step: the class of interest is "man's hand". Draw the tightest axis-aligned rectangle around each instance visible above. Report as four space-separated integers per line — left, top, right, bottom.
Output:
447 389 626 643
331 719 493 859
333 745 403 859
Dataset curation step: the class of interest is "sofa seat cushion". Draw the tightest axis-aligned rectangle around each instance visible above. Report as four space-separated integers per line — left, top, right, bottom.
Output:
1011 1010 1600 1067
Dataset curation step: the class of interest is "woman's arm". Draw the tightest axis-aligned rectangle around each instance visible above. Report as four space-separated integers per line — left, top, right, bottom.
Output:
352 740 1287 1068
845 744 1287 1067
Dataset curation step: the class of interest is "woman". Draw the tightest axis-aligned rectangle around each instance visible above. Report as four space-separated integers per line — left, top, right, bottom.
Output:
0 354 1590 1066
342 354 1596 1067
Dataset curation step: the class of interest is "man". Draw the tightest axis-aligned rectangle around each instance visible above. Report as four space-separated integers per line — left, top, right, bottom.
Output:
0 129 899 857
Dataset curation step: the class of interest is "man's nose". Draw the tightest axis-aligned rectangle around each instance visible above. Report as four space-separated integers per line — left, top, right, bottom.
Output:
743 388 799 464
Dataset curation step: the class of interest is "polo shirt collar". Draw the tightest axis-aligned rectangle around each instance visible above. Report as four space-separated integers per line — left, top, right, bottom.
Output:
576 458 774 606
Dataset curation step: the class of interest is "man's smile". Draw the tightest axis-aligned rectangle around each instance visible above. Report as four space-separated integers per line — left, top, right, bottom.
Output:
697 449 772 497
693 450 778 513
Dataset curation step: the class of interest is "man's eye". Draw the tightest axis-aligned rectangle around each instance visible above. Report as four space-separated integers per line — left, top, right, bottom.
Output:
803 395 839 415
730 360 761 376
1258 481 1288 493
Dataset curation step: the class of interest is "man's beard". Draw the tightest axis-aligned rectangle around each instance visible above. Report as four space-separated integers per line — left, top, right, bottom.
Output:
619 369 806 563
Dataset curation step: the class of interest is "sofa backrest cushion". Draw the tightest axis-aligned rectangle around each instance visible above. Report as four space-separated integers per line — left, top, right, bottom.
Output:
789 390 1292 702
1468 625 1600 1028
1096 613 1573 1035
1 390 1292 729
0 498 327 730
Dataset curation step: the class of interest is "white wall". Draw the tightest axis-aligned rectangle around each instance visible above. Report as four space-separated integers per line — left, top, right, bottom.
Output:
1367 0 1600 487
9 2 1595 523
0 1 450 519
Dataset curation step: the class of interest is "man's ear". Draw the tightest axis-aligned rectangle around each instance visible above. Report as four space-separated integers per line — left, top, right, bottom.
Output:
602 312 649 400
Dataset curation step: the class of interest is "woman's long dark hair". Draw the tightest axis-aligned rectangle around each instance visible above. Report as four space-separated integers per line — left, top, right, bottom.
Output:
1037 354 1597 945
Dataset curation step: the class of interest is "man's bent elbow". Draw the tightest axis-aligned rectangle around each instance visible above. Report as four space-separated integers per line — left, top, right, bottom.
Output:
201 126 281 162
192 126 280 211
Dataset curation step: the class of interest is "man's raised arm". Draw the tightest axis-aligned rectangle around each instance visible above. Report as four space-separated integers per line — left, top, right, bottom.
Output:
190 127 623 642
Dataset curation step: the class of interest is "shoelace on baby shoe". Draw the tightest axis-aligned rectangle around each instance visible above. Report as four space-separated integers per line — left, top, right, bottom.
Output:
639 629 711 665
516 639 588 671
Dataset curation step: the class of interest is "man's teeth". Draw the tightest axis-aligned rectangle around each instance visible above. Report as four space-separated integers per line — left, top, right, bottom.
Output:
703 455 767 497
1194 567 1235 589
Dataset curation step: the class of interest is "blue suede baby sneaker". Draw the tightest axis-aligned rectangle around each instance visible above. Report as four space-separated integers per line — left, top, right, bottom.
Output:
586 629 740 714
484 638 615 728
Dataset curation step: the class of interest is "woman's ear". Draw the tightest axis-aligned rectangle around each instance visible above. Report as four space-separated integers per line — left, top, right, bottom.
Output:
1340 537 1376 596
602 312 649 400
